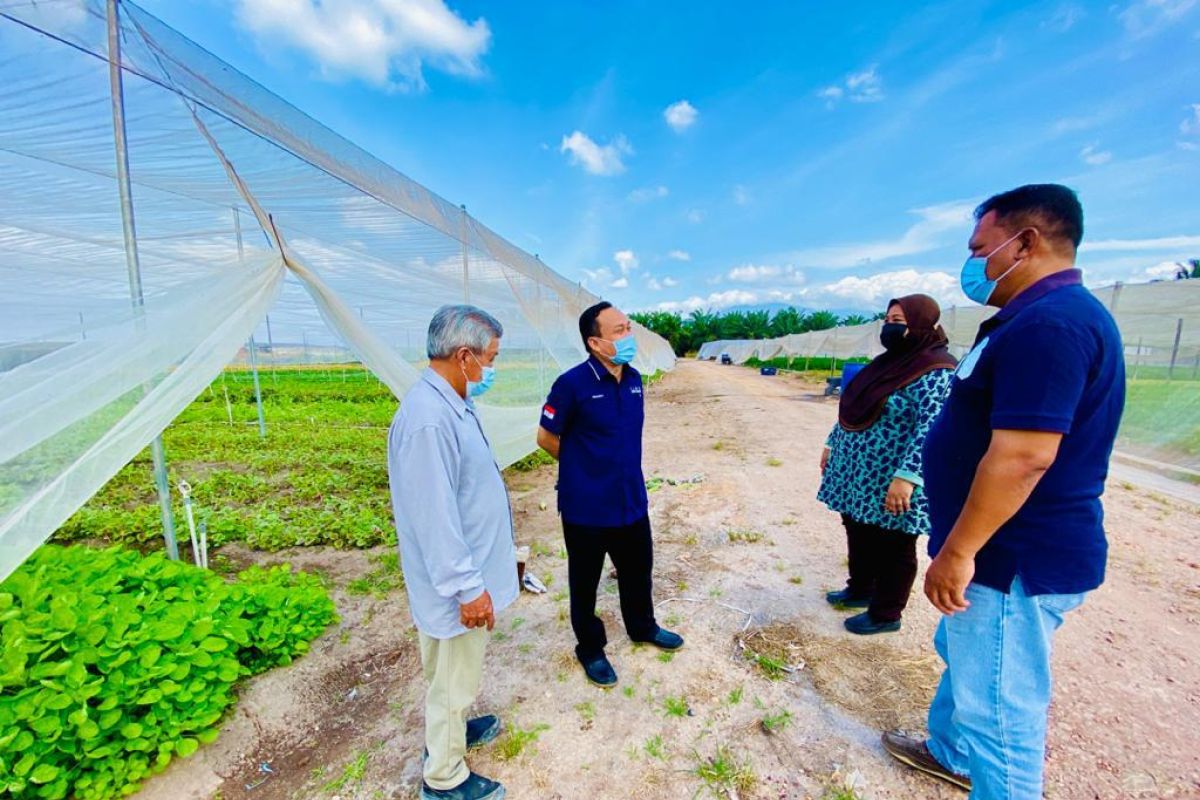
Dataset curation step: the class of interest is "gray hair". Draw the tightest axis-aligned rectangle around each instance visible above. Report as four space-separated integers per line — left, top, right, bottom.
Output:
426 304 504 359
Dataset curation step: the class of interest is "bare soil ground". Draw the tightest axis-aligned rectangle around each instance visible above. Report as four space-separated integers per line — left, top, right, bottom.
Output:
137 360 1200 800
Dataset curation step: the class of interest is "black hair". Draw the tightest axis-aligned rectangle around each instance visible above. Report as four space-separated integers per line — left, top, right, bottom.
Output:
578 301 613 350
975 184 1084 250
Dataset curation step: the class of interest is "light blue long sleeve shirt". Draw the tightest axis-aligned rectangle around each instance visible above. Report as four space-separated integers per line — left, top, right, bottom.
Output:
388 369 518 639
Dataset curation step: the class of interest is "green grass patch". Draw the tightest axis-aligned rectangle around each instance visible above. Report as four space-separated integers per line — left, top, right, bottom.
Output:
693 745 757 797
495 723 549 761
345 551 404 598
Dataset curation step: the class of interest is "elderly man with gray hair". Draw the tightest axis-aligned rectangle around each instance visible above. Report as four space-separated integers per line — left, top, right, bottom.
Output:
389 304 517 800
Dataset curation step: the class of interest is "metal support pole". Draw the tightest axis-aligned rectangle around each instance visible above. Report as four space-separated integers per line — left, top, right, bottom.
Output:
460 204 470 302
108 0 177 560
1108 281 1123 317
1131 337 1143 381
1168 318 1183 380
79 311 87 341
233 208 267 437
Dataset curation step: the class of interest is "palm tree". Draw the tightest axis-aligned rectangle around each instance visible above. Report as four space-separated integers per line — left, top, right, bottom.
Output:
840 314 870 327
769 307 805 337
807 310 839 331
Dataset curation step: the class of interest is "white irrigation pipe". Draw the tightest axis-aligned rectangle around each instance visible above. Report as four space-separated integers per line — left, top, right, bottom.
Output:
177 480 201 567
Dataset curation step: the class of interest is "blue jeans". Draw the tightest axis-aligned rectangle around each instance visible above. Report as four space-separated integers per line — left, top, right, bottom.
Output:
926 576 1086 800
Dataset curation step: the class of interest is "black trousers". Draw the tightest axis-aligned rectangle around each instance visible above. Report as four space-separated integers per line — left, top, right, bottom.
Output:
563 516 658 661
841 514 919 623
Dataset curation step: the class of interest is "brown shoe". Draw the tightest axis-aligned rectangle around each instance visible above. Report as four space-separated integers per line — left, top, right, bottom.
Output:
881 731 972 792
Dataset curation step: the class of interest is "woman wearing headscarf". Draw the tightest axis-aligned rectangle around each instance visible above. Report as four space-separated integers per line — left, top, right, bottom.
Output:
817 294 958 634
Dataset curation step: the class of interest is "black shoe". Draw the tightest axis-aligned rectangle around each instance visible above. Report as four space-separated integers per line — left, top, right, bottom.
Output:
881 731 971 791
633 628 685 651
579 653 618 687
465 715 501 750
421 772 506 800
825 588 872 609
423 715 503 762
844 611 900 635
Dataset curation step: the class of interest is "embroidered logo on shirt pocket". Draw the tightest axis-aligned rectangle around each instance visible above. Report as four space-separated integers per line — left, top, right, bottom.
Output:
955 336 989 381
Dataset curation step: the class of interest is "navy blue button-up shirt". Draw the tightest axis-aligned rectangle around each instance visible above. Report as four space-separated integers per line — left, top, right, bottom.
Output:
924 269 1126 595
540 356 648 527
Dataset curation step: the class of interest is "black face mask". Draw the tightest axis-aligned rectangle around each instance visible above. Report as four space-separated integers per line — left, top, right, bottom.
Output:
880 322 908 351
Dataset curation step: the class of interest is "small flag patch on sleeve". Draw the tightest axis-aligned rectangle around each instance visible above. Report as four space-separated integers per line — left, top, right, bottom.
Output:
542 405 556 420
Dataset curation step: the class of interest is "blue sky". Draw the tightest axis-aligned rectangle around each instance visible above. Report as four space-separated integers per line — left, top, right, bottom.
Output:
140 0 1200 313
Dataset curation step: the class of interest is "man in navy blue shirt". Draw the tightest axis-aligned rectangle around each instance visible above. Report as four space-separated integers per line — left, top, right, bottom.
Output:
536 301 683 686
882 185 1125 800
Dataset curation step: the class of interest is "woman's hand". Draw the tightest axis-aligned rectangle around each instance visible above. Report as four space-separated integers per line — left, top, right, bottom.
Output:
884 477 915 515
820 447 831 473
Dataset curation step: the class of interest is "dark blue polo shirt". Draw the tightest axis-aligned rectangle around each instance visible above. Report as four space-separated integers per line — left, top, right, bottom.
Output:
539 356 648 528
924 270 1125 595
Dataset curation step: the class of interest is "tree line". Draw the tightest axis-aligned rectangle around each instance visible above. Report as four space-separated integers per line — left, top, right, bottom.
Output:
630 307 882 356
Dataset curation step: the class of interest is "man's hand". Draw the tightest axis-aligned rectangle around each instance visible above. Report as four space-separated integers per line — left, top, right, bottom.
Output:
820 447 831 473
460 590 495 631
884 477 914 515
924 549 974 615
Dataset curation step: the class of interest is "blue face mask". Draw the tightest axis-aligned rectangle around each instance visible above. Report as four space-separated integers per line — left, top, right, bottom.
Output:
600 335 638 365
465 352 496 398
961 230 1026 305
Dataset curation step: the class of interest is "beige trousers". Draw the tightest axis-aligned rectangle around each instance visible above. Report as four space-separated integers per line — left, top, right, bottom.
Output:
418 626 489 790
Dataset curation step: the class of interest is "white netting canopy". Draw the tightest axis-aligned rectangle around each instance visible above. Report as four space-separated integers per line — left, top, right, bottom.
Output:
698 280 1200 475
0 0 675 581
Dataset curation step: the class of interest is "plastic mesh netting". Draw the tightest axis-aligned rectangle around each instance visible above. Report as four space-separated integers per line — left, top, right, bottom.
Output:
0 0 675 580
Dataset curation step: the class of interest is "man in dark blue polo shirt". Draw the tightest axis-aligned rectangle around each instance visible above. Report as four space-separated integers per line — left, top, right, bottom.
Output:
882 185 1125 800
536 301 683 686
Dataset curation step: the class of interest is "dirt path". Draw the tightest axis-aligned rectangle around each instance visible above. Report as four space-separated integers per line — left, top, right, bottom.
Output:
137 360 1200 800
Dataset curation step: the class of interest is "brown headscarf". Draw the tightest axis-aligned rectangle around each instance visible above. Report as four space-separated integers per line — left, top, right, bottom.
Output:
837 294 958 432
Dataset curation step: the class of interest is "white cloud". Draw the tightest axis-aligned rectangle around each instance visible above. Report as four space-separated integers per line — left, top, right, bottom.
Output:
819 65 885 107
784 200 974 269
733 185 750 206
1080 144 1113 165
667 250 691 262
662 276 680 287
846 65 885 102
614 249 639 274
232 0 490 91
1082 235 1200 251
685 209 706 224
796 269 965 311
628 185 669 203
1181 104 1200 135
1042 5 1085 32
725 264 805 285
610 276 629 289
646 276 663 291
663 100 699 132
1119 0 1198 38
560 131 632 176
1140 260 1192 280
581 266 613 289
654 289 760 313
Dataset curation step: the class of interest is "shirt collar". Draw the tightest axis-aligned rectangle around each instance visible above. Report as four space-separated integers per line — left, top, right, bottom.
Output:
993 268 1083 323
587 354 616 382
421 367 470 419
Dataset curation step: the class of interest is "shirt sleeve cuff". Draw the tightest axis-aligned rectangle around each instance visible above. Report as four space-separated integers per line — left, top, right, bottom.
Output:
455 581 487 606
894 469 924 487
990 413 1073 434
